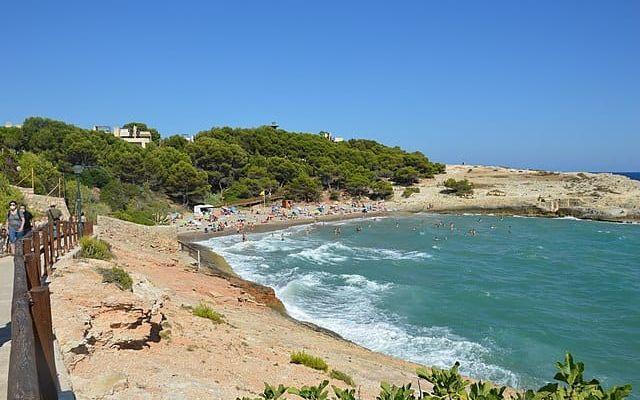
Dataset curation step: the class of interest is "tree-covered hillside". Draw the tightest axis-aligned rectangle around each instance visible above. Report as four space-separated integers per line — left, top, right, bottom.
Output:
0 117 444 223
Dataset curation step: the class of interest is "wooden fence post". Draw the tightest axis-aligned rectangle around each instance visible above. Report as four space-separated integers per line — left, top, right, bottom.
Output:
42 229 50 277
22 236 33 255
55 221 62 257
29 286 58 400
69 220 75 248
32 232 42 280
47 223 55 266
8 245 41 400
23 254 40 290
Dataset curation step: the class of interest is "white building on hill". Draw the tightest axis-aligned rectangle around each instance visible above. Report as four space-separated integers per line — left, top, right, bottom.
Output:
93 125 153 148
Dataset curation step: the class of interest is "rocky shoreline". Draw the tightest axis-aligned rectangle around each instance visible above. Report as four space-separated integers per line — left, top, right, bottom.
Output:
390 165 640 223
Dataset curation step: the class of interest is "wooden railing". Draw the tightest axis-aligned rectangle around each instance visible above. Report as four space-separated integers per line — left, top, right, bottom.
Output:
8 220 94 400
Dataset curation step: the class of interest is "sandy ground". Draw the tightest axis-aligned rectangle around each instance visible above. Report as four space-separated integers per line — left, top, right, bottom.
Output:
390 165 640 222
49 217 426 399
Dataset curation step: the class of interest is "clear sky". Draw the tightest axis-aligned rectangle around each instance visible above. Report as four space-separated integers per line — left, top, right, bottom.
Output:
2 1 638 171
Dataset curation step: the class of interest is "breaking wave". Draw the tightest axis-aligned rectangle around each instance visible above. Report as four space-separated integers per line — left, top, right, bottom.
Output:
198 222 520 388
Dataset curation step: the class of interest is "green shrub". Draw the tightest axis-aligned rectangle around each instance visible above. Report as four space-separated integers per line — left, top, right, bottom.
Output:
417 362 468 399
111 209 156 226
97 266 133 291
377 382 416 400
240 355 632 400
288 380 329 400
0 174 24 223
332 386 357 400
443 178 474 196
80 237 113 260
329 370 355 387
393 166 420 186
290 351 329 372
369 180 394 200
192 303 224 323
402 187 420 198
237 383 289 400
329 190 341 201
515 353 632 400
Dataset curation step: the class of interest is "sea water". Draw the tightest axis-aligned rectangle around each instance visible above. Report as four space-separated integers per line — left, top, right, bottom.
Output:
199 215 639 394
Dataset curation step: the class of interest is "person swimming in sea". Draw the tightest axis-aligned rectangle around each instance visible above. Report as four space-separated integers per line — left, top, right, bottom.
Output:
356 225 362 232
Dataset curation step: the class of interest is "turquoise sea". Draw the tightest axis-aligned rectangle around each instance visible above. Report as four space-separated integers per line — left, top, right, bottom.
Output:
200 215 639 394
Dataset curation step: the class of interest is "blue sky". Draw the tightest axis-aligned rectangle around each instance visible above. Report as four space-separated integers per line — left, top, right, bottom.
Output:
1 1 638 171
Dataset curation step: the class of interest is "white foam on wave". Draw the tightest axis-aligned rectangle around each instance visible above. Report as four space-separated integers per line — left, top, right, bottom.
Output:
340 274 393 291
289 242 351 264
553 216 582 221
275 278 519 387
288 241 432 265
199 228 519 388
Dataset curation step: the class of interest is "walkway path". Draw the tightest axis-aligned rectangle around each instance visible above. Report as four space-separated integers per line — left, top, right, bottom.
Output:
0 255 14 400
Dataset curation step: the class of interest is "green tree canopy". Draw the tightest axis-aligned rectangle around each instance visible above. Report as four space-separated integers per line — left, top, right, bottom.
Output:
164 160 210 205
393 166 420 186
285 174 322 202
17 152 61 194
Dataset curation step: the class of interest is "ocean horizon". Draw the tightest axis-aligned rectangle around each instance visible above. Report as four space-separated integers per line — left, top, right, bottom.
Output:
614 172 640 181
200 214 639 395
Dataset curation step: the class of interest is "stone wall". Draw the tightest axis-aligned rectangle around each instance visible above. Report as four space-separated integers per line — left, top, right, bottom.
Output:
96 215 179 252
13 186 71 220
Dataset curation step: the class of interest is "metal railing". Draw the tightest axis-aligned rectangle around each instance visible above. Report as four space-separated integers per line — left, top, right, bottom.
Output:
8 220 93 400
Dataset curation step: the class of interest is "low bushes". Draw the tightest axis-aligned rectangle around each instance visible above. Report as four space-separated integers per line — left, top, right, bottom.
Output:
237 353 632 400
290 351 329 372
111 209 156 226
192 303 224 323
402 187 420 198
80 237 113 260
97 266 133 291
329 369 355 387
443 178 474 196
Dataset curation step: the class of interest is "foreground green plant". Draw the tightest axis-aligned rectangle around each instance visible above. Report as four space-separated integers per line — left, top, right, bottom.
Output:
290 351 329 372
253 353 632 400
288 380 330 400
97 266 132 291
377 382 416 400
332 386 357 400
516 353 632 400
192 303 224 323
417 362 469 399
236 383 290 400
80 236 113 260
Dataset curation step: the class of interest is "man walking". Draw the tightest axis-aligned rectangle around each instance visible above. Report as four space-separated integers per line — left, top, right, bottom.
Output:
47 203 63 238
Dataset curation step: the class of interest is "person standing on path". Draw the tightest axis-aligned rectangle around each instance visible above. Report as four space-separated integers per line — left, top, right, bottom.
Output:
47 203 63 238
19 204 33 237
6 200 25 254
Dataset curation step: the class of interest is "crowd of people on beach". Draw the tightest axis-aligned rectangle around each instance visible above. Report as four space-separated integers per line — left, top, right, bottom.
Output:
176 200 388 235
